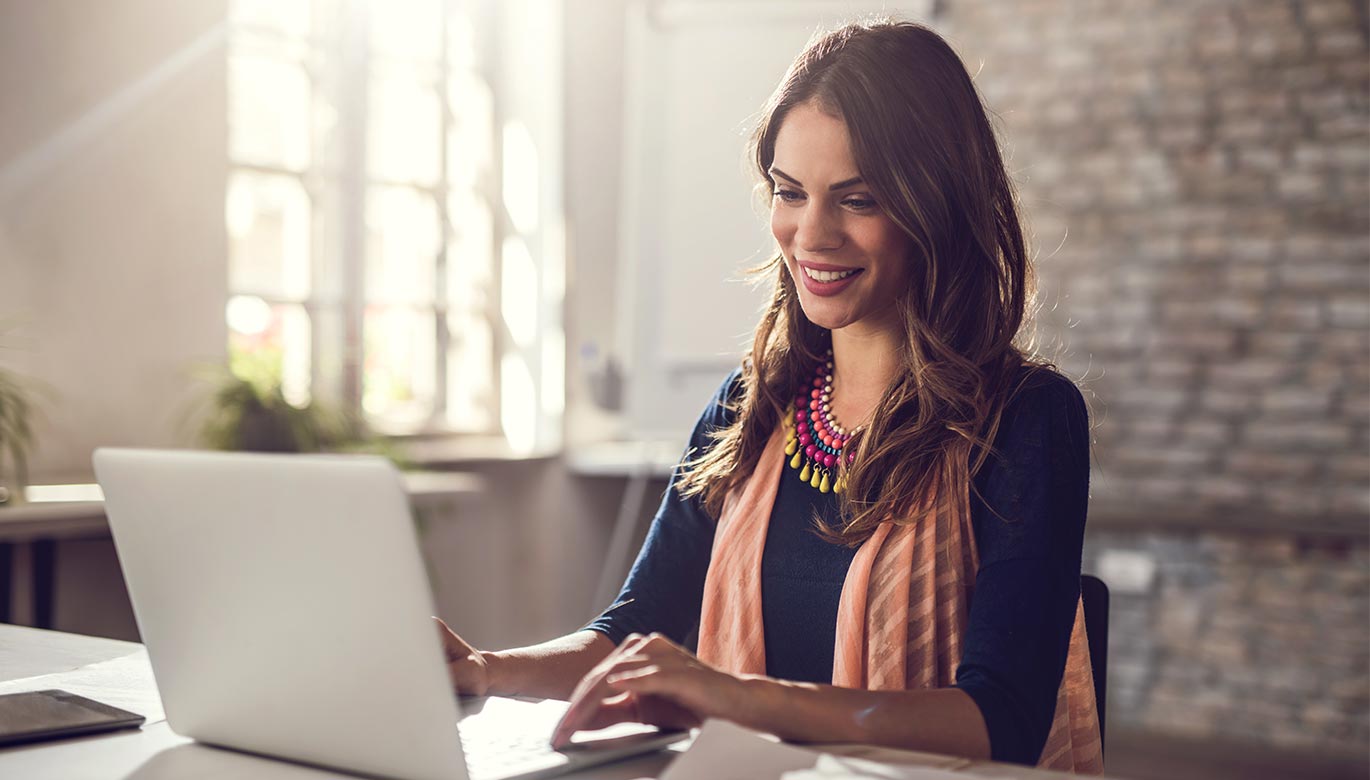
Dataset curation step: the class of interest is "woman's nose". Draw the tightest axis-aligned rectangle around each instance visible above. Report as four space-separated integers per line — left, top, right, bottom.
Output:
796 203 843 253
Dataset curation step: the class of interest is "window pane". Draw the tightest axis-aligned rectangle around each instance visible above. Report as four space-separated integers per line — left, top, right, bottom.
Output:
364 305 437 428
227 172 312 299
366 186 440 304
447 313 494 432
369 62 442 185
230 0 311 36
446 189 493 312
228 299 312 407
370 0 443 62
501 237 538 349
229 53 311 170
447 71 493 189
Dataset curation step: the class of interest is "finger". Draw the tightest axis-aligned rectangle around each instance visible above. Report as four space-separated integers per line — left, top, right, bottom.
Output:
607 666 715 727
565 649 652 703
432 616 477 660
552 657 655 747
551 693 640 748
607 664 662 685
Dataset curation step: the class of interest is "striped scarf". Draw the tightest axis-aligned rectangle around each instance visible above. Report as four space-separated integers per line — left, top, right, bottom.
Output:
696 426 1104 773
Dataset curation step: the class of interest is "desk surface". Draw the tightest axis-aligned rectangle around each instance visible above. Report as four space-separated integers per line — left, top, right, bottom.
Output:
0 625 1101 780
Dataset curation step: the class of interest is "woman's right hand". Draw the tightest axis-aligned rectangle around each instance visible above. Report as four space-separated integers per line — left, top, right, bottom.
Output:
434 616 494 696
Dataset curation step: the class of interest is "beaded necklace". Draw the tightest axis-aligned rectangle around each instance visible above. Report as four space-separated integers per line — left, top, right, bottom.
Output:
782 349 856 495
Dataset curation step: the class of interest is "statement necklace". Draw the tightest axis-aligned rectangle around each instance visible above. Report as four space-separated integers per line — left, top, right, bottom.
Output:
783 349 856 495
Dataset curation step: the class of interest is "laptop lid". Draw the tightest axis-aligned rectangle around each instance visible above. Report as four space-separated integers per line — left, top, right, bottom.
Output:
94 448 468 780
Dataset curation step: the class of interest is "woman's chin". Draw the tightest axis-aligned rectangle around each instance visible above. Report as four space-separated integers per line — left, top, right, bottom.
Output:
800 310 854 332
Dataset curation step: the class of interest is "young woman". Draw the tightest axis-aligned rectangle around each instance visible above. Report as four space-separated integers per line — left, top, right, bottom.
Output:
437 20 1103 773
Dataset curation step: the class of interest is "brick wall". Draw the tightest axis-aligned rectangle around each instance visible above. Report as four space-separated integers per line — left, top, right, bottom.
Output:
941 0 1369 758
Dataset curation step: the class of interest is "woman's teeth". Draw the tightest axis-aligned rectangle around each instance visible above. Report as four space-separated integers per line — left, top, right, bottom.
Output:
803 266 858 282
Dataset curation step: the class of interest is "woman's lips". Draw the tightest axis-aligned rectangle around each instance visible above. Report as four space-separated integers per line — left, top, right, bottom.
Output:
798 263 865 297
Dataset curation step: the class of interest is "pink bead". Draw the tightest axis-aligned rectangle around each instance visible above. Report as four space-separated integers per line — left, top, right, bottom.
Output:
847 451 856 464
805 444 817 459
811 388 821 399
823 453 836 468
798 433 811 446
812 377 822 387
809 399 819 410
796 410 807 421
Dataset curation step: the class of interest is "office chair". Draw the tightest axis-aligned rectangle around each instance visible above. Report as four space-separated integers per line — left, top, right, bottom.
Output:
1081 574 1109 754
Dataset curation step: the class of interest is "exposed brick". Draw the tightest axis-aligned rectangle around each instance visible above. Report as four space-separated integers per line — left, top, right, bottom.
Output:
1245 421 1353 450
1304 0 1361 28
1209 359 1296 387
1260 387 1336 416
1314 29 1366 57
1327 295 1370 327
1227 451 1320 479
953 0 1370 753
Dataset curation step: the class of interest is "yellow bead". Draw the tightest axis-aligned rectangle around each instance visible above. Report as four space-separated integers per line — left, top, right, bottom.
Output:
800 463 811 482
834 477 844 494
785 437 798 456
790 451 802 469
819 472 831 493
810 468 821 489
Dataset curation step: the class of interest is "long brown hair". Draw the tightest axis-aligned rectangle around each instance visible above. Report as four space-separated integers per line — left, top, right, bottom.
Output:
676 19 1054 545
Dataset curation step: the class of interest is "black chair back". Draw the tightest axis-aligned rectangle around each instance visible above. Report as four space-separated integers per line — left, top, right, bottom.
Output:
1080 574 1109 754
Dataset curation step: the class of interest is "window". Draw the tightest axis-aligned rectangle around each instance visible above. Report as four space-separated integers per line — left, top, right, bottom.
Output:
225 0 558 448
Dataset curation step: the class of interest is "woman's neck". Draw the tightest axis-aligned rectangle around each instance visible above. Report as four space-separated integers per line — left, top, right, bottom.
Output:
829 322 904 430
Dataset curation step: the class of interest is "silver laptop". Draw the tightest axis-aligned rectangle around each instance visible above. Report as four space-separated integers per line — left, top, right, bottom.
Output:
93 448 680 780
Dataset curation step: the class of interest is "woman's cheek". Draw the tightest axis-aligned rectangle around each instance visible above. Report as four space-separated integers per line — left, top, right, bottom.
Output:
770 207 795 248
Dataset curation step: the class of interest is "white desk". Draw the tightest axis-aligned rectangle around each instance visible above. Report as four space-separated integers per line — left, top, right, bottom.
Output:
0 625 1100 779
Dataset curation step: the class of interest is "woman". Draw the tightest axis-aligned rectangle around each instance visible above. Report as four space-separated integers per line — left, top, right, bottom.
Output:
438 19 1102 772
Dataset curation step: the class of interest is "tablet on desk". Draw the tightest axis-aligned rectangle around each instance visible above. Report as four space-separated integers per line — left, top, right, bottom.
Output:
0 689 146 747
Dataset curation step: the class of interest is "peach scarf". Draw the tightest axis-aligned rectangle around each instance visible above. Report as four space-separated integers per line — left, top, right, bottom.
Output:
697 426 1104 773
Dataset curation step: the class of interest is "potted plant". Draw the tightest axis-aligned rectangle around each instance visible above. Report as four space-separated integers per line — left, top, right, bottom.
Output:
191 352 403 463
194 361 359 454
0 365 36 506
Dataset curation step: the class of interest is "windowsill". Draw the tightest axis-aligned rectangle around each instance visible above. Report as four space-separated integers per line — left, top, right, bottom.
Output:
0 471 488 542
397 434 559 468
563 438 685 478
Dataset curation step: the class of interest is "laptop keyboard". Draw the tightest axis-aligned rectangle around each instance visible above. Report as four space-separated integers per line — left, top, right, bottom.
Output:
456 696 675 780
460 727 563 779
457 699 567 780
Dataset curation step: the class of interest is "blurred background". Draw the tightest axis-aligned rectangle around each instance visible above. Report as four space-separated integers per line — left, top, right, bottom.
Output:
0 1 1365 778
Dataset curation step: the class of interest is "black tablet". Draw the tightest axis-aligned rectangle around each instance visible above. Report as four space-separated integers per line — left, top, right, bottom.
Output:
0 689 146 747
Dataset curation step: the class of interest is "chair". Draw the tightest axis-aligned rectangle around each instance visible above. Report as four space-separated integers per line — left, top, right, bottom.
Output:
1080 574 1109 754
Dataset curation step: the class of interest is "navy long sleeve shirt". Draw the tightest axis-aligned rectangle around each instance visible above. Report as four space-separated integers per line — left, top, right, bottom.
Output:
585 366 1091 766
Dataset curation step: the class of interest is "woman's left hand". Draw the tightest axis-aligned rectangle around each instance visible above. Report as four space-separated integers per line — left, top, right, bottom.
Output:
550 632 746 749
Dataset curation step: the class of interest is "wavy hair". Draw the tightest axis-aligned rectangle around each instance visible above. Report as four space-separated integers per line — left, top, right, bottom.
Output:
676 19 1055 545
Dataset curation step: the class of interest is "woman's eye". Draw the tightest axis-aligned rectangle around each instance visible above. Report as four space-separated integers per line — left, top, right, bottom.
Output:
773 189 804 204
842 197 877 211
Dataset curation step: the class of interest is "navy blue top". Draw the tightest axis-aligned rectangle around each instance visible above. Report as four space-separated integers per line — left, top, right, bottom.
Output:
585 366 1091 766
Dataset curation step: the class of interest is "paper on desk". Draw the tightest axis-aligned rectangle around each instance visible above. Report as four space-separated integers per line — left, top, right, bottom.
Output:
0 648 166 725
783 754 983 779
659 719 821 779
661 719 993 780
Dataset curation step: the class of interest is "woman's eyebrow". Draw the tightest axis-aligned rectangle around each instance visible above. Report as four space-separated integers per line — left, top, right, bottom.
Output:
770 167 803 187
769 167 865 192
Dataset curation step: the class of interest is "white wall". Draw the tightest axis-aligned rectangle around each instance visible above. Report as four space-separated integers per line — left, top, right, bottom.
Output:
0 0 229 482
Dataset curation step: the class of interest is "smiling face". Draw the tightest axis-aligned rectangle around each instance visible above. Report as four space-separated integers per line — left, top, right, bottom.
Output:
769 101 914 337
